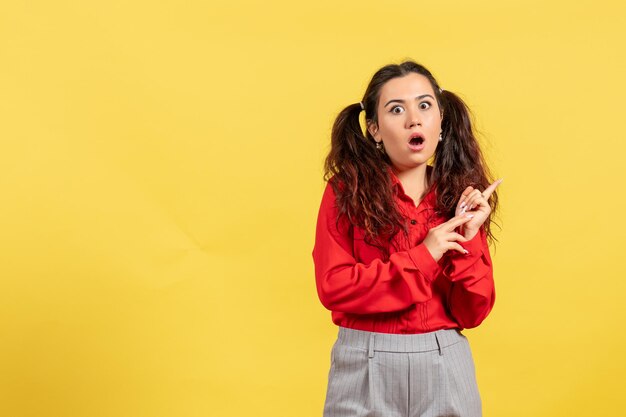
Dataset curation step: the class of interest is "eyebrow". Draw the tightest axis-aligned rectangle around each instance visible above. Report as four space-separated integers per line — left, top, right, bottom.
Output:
384 94 435 108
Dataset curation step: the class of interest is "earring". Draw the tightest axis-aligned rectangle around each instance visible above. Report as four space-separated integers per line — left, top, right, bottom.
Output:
439 132 443 142
376 141 383 150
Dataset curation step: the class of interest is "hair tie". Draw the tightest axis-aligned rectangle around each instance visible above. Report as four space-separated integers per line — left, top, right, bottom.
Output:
359 101 365 111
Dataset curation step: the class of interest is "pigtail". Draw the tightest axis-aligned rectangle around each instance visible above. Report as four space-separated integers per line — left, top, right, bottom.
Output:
323 103 409 259
324 103 381 191
433 90 500 243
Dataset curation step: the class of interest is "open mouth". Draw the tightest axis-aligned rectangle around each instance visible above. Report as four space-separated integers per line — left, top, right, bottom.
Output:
408 134 426 151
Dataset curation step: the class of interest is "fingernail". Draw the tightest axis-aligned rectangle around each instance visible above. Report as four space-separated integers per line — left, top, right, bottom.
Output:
466 214 474 218
460 202 466 208
464 249 469 254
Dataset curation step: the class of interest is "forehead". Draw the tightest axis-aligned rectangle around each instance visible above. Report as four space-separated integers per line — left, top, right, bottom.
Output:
379 73 434 102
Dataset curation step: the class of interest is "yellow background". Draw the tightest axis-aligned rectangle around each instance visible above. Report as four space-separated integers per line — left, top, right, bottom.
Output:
1 1 624 416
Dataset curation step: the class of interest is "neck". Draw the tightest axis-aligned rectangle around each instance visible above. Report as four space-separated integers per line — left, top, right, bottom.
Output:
392 164 431 204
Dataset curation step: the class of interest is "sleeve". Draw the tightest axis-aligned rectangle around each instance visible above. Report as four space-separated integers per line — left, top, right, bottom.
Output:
442 226 496 329
312 181 442 315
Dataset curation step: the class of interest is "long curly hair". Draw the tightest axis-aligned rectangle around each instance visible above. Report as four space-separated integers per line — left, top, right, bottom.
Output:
324 60 500 259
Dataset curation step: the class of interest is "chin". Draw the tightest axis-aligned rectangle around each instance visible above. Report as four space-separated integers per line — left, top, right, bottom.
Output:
410 155 431 164
397 159 428 170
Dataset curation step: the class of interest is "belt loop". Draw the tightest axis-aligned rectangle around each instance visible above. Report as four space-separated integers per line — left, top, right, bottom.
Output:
435 332 443 356
368 333 375 359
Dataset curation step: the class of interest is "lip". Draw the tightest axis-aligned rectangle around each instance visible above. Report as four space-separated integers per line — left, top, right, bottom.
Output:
408 133 426 151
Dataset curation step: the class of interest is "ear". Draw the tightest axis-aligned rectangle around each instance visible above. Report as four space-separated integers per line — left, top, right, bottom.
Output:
366 120 380 141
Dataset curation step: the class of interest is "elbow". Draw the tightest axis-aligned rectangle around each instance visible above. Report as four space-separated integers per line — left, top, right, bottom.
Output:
317 287 352 312
456 308 490 329
316 274 364 313
456 314 487 330
454 295 495 329
316 275 341 311
315 266 357 312
316 288 335 311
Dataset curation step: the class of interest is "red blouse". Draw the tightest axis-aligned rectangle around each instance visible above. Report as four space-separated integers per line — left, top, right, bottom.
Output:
312 168 495 334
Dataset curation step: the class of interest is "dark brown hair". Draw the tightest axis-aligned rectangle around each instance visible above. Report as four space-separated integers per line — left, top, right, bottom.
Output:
324 60 499 258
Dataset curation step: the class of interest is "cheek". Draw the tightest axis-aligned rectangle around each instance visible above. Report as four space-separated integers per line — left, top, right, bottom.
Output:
428 117 442 133
427 135 440 154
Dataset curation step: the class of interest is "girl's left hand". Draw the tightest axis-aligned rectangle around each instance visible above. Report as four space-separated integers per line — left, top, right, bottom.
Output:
454 179 503 240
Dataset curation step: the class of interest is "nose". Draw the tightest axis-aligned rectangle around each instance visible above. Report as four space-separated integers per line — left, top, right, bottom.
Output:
406 107 422 128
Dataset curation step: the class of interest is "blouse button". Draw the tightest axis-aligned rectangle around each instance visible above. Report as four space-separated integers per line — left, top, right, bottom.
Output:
410 219 417 225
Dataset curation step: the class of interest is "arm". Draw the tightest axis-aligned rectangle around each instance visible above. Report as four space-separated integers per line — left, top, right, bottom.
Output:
442 226 496 328
312 182 441 314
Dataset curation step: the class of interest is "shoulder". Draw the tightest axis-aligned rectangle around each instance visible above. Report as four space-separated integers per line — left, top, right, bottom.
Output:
316 177 352 235
320 175 349 203
317 178 339 215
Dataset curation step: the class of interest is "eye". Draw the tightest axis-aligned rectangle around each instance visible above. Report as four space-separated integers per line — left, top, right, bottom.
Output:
390 105 404 114
419 101 432 110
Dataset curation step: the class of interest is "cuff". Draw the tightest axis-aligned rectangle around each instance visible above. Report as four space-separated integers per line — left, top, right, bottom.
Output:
444 229 486 282
408 243 442 282
460 229 484 259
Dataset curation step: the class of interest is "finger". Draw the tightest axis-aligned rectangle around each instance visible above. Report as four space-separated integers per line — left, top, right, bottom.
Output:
467 191 486 211
434 213 470 229
468 188 483 205
442 214 474 231
466 190 483 210
482 178 503 200
450 242 469 255
458 186 475 210
461 186 474 198
478 195 491 210
448 232 468 243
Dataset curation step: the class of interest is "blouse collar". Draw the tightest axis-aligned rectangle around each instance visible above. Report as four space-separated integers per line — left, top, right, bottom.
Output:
386 165 438 207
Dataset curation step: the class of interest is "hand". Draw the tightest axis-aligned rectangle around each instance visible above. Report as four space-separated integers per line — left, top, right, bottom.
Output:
423 214 476 262
454 179 503 240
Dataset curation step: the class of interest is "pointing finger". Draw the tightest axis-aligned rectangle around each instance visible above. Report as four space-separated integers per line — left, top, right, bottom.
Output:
442 214 474 231
482 178 503 200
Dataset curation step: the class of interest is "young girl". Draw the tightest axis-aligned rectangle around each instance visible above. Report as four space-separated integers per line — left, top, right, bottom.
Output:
312 60 502 417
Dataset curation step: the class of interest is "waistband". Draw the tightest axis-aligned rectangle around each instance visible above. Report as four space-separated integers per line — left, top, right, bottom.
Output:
336 326 466 357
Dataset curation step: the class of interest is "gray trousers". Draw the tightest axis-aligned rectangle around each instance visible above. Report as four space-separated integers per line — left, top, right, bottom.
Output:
323 326 482 417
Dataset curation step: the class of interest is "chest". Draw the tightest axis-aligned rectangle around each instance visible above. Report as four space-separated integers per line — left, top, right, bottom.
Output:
351 208 446 264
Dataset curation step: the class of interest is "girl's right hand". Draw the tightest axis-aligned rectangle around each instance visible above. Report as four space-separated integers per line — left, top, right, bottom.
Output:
423 214 475 262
